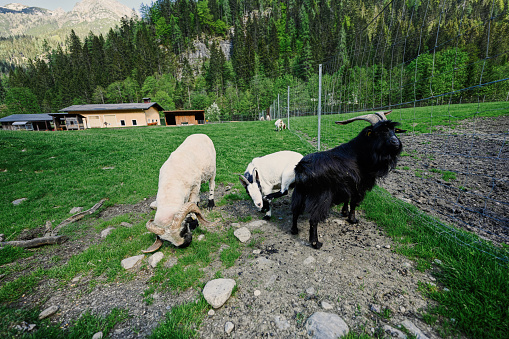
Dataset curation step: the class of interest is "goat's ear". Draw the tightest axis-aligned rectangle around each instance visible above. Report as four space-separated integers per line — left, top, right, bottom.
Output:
239 175 249 188
395 128 407 133
365 126 374 137
254 169 260 182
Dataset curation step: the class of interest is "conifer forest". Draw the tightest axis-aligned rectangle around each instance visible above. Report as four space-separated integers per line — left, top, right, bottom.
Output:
1 0 508 120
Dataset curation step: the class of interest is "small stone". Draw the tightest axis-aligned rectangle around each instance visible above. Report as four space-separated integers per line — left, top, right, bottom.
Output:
384 245 391 249
148 252 164 268
27 324 36 331
376 245 381 249
12 198 27 205
326 256 333 264
0 234 4 242
100 227 115 238
303 256 316 265
321 301 334 310
71 275 82 283
224 321 235 334
383 325 407 338
399 306 406 313
403 262 412 268
274 316 290 330
102 166 115 170
247 220 267 228
434 259 443 265
150 201 157 209
370 304 381 313
253 249 261 255
254 290 261 296
203 279 236 308
92 332 103 339
208 309 215 316
39 306 59 319
401 319 429 339
121 255 144 270
234 227 251 243
120 222 133 228
231 223 240 228
306 287 316 295
69 207 83 214
444 287 450 292
197 234 205 241
305 312 349 338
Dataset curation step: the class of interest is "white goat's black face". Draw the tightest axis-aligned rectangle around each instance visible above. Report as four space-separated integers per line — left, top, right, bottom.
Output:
239 172 264 211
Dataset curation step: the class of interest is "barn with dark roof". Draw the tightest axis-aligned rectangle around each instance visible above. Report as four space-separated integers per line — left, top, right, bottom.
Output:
59 99 164 129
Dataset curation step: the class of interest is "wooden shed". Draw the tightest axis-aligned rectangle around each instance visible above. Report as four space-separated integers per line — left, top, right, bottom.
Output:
164 110 205 126
0 114 54 131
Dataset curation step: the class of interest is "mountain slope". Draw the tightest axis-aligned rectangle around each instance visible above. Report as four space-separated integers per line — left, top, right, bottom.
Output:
0 0 136 68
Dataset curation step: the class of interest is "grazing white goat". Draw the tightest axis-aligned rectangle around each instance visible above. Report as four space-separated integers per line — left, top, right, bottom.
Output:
275 119 286 131
240 151 303 220
143 134 216 252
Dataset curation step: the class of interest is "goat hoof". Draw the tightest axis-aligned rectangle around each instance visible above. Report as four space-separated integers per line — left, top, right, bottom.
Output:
207 200 215 210
263 215 271 221
290 228 299 235
311 241 323 249
347 218 358 224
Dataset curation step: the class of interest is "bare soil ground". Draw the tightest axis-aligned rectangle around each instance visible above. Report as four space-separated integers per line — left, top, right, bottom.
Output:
7 116 508 338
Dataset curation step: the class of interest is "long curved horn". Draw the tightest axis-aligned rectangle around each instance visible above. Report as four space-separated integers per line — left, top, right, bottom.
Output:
169 202 216 232
335 111 392 125
141 236 163 253
146 219 164 235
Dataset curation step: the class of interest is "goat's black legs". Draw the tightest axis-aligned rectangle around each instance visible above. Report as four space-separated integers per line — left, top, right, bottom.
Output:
347 199 360 224
309 220 322 249
341 203 349 217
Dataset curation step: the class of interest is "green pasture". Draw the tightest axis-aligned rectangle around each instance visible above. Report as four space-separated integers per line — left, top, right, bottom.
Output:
0 102 508 338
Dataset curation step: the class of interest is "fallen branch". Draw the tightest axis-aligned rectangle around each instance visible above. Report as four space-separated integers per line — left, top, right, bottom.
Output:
51 198 108 236
0 235 68 249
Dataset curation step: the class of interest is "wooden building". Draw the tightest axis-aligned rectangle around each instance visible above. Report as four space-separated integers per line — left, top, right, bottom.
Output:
0 114 54 131
164 110 205 126
59 99 164 129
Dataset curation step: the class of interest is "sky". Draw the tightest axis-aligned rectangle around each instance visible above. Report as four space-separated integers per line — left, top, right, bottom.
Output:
3 0 146 12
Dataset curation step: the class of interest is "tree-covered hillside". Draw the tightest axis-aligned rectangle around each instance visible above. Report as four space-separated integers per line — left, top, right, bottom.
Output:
1 0 508 119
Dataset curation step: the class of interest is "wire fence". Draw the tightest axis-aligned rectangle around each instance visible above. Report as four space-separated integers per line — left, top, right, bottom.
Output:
267 0 509 263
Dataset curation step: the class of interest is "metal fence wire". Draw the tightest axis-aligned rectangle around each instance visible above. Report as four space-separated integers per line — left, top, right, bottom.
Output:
269 0 509 263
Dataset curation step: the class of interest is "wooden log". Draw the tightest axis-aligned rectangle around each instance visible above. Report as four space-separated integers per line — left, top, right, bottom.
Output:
0 235 68 249
50 198 107 236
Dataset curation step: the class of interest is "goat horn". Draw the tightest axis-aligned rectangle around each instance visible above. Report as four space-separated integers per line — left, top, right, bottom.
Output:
169 202 216 232
141 236 163 253
335 111 392 125
146 219 164 235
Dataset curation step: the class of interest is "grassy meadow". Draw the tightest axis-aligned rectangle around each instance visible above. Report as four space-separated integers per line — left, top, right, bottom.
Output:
0 102 508 338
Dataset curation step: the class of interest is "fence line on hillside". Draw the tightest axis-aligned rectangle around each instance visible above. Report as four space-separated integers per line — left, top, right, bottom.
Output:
267 0 509 263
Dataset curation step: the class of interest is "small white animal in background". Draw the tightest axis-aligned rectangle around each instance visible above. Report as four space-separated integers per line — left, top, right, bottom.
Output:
275 119 286 131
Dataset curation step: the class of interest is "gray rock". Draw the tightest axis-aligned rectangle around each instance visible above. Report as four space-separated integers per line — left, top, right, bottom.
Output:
69 207 83 214
0 234 4 242
165 257 178 268
321 301 334 310
230 222 240 228
197 234 205 241
71 275 82 283
208 309 215 316
120 222 133 228
383 325 407 338
306 287 316 295
304 256 316 265
121 255 144 270
234 227 251 242
100 227 115 238
224 321 235 334
401 319 429 339
305 312 349 338
203 278 236 308
253 249 262 255
102 166 115 170
254 290 261 296
39 305 59 319
148 252 164 268
12 198 27 205
92 332 104 339
274 316 291 330
150 201 157 209
247 220 267 228
370 304 381 313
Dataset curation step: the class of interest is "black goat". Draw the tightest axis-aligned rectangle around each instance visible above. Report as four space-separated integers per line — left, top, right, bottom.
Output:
291 111 405 249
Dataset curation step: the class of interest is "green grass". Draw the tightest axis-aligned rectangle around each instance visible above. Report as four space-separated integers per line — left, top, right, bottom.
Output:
362 187 509 339
1 102 508 338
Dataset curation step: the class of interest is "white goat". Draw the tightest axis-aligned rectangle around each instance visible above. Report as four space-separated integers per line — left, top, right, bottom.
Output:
143 134 216 252
275 119 286 131
240 151 303 220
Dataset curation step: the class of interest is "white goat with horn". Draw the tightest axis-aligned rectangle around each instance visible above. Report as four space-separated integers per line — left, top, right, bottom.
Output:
143 134 216 252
